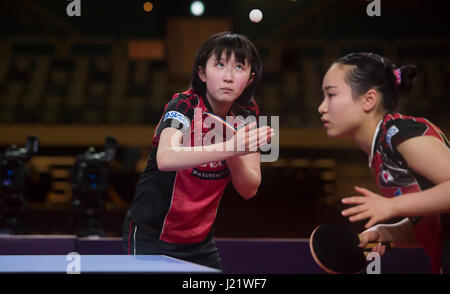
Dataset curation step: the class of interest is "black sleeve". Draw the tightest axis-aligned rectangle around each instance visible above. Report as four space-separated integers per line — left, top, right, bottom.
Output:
155 94 195 137
385 119 429 150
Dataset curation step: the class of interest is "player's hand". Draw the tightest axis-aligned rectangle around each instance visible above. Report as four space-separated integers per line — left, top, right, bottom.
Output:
229 122 273 154
341 186 397 229
358 229 387 256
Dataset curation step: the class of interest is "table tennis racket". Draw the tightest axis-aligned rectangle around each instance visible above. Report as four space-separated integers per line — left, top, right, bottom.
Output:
309 221 393 274
203 112 239 138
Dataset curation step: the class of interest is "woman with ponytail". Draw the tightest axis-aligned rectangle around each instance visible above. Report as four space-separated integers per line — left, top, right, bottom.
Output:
318 52 450 273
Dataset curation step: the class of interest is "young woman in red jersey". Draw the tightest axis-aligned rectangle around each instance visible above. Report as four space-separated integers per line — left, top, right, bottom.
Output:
122 32 273 270
318 52 450 273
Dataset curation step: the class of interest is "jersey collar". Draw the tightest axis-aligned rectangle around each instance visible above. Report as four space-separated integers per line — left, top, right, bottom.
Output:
368 119 383 168
199 91 236 117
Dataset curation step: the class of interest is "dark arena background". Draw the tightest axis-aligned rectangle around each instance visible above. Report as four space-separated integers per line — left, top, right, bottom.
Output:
0 0 449 277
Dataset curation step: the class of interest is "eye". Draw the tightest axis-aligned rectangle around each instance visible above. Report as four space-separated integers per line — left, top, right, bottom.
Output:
321 92 335 100
235 64 244 70
216 62 224 68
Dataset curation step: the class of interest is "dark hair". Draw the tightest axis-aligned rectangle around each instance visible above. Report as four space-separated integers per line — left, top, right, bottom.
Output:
190 32 262 106
335 52 418 112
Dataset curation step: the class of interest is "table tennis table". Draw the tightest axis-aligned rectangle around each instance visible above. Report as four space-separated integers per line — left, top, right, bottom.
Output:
0 254 220 273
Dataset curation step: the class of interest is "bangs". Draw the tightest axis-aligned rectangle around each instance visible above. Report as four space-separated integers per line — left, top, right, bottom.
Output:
211 35 254 67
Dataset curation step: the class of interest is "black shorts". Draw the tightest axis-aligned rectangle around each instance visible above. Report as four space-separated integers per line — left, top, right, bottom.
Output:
122 215 222 271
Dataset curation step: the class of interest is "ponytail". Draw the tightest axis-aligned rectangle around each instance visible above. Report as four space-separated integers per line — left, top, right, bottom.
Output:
395 65 418 95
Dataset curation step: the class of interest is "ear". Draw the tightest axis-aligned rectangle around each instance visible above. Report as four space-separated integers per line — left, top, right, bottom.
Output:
246 72 255 87
197 66 206 83
361 89 379 112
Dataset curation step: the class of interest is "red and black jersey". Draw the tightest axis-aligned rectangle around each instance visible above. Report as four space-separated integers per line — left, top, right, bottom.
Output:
370 113 450 273
127 89 259 244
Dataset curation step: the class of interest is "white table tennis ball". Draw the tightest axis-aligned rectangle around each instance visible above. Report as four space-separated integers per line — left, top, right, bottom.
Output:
249 9 262 23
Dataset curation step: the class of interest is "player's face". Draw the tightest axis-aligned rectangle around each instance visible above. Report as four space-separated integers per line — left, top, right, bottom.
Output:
318 64 365 139
198 51 254 105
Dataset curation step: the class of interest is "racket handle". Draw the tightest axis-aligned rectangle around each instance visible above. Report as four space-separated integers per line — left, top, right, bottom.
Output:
364 241 394 251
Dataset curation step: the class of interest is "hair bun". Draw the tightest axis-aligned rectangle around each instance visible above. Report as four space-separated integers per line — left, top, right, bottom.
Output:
396 65 418 94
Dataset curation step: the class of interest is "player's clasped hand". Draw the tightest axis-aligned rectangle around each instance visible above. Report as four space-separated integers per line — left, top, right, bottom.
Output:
341 186 397 229
228 122 274 154
358 230 387 256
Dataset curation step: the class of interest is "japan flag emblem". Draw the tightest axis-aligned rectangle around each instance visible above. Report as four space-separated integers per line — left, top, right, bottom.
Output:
381 170 393 183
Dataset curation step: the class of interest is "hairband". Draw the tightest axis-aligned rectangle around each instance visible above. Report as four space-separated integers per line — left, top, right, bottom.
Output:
393 68 401 86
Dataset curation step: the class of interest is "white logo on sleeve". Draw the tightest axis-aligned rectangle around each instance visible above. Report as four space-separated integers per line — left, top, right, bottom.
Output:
386 125 399 149
164 111 190 129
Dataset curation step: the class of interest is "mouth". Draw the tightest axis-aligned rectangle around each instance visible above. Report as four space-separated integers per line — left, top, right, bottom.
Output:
220 87 233 93
320 118 329 127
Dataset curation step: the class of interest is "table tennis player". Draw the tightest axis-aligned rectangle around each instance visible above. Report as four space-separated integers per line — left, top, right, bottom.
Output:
122 32 273 270
318 52 450 274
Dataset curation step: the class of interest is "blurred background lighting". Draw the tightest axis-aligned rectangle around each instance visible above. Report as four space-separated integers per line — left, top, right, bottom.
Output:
143 1 153 12
190 1 205 16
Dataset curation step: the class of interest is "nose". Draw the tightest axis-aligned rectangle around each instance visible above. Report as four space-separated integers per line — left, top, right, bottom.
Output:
318 98 327 115
223 65 234 83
